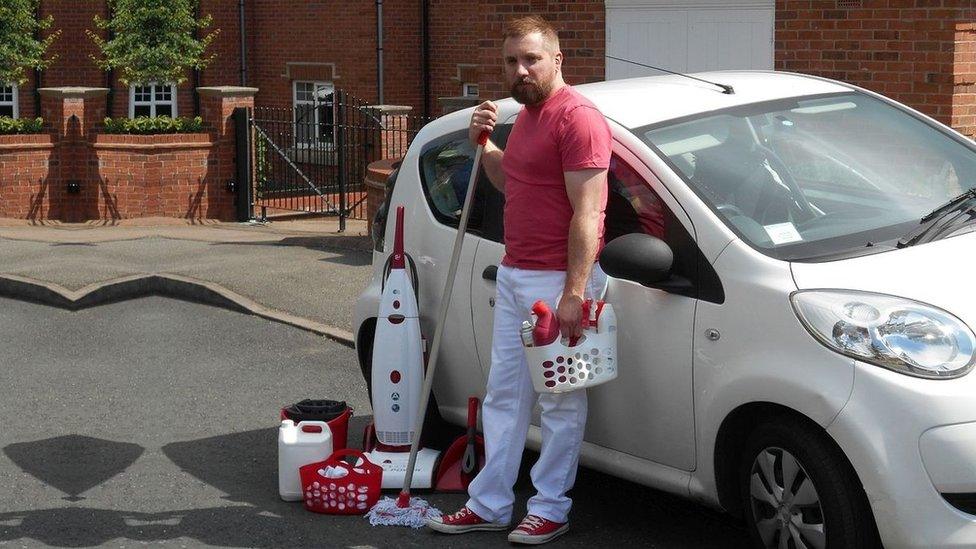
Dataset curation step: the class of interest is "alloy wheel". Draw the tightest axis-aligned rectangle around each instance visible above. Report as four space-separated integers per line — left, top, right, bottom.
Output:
748 446 826 549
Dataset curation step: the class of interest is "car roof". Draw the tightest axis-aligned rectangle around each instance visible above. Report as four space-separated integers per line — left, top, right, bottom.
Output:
423 71 854 140
575 71 853 128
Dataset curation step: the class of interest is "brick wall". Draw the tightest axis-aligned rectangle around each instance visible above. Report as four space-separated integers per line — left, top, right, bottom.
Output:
428 0 606 115
428 0 482 112
774 0 976 136
92 133 226 219
0 135 56 219
0 86 251 222
23 1 604 118
27 0 241 120
953 20 976 137
247 1 379 110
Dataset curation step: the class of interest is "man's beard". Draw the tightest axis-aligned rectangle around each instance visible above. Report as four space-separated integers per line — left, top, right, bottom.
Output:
510 77 553 105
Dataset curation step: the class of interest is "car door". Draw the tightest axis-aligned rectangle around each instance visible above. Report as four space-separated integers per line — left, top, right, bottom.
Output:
470 134 700 471
412 130 501 422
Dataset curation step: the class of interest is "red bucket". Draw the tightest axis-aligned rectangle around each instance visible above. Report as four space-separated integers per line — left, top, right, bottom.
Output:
299 449 382 515
280 402 353 450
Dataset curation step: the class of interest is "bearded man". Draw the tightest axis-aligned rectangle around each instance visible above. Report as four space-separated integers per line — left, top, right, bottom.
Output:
427 15 612 546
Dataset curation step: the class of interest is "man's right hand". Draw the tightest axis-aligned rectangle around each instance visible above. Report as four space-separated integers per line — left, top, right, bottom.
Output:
470 101 498 145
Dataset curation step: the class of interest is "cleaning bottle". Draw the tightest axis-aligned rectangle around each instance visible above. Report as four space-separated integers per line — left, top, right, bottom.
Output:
278 420 333 501
531 300 560 346
520 321 535 347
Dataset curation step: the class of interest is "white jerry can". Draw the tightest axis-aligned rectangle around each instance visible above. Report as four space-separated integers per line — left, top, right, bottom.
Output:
278 420 333 501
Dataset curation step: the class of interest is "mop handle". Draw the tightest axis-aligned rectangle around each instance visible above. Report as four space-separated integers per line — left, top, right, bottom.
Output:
398 131 489 505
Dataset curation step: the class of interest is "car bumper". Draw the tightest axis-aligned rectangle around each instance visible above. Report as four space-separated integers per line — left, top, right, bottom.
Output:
827 362 976 548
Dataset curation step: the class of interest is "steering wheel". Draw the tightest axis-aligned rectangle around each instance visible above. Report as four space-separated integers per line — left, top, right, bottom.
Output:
747 144 819 225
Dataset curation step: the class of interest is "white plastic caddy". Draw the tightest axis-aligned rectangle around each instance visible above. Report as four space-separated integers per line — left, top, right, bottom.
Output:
524 303 618 394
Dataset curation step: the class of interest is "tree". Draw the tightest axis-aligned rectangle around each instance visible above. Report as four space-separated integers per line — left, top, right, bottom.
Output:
89 0 219 86
0 0 59 85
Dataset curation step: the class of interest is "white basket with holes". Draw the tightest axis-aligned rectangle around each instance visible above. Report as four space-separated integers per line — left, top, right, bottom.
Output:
524 304 618 393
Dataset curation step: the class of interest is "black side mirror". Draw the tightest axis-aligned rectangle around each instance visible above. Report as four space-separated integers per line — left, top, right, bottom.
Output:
600 233 673 286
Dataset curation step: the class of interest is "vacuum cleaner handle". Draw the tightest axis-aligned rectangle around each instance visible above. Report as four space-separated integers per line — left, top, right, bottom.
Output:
466 396 479 428
398 131 490 506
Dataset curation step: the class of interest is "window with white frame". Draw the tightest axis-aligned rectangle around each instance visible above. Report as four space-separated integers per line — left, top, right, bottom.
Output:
129 83 177 118
462 83 479 97
293 81 335 147
0 84 18 118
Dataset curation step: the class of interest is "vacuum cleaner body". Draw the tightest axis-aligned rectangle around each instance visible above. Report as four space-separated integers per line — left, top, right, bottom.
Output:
371 266 423 448
369 206 440 489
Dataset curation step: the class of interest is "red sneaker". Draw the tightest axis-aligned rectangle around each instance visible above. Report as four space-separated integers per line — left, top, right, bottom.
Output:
507 514 569 545
427 506 509 534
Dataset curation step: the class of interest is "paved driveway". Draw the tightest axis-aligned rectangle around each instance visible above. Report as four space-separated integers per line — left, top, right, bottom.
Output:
0 297 749 548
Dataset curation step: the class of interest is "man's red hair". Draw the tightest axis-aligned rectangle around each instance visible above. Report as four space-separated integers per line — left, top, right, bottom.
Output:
503 15 560 52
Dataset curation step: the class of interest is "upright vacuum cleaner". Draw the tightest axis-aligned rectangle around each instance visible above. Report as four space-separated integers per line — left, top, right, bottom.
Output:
367 205 440 489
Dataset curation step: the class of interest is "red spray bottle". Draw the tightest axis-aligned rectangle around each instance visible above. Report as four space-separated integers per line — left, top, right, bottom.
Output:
531 300 561 346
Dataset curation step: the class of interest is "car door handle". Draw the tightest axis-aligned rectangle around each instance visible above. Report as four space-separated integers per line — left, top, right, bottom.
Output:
482 265 498 281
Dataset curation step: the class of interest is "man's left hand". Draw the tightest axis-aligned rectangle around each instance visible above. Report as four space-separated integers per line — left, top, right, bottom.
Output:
557 293 584 341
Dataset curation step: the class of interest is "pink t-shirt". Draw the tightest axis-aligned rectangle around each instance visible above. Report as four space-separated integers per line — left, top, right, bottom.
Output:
501 85 612 271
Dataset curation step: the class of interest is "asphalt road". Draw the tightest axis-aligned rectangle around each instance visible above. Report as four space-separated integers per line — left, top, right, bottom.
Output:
0 297 750 548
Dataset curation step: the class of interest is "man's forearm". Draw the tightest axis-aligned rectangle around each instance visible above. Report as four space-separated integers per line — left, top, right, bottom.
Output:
481 141 506 193
564 211 600 299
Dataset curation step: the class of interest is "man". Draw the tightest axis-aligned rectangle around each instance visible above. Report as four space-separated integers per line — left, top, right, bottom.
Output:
427 15 611 545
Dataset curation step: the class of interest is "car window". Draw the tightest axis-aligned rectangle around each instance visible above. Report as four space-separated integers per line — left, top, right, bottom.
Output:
418 125 511 240
605 155 698 285
638 92 976 261
606 154 666 241
420 138 471 220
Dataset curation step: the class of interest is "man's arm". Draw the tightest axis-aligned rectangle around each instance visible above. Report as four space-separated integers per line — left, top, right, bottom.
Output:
480 141 506 193
557 168 607 339
470 101 506 193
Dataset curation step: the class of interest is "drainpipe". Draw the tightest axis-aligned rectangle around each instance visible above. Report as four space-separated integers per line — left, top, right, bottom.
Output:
376 0 384 104
420 0 430 118
239 0 248 86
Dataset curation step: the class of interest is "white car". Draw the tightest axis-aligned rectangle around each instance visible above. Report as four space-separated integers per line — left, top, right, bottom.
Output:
354 71 976 548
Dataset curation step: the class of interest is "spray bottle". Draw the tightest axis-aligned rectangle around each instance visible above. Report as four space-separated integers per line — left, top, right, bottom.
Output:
531 300 561 346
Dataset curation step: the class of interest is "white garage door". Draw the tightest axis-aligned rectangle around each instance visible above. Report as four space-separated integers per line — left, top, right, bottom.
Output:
606 0 774 79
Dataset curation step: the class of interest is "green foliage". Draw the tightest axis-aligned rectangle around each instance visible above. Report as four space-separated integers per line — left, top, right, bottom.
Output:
254 137 272 196
0 0 60 84
0 116 44 135
89 0 219 86
102 115 204 135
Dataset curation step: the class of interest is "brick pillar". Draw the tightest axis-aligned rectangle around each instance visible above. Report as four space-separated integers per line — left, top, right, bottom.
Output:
197 86 258 221
368 105 413 162
38 87 109 222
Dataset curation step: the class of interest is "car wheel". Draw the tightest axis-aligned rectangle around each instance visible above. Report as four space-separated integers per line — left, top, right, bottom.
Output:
739 417 879 549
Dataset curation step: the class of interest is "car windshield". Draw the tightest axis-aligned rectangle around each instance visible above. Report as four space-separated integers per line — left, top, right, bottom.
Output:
636 92 976 261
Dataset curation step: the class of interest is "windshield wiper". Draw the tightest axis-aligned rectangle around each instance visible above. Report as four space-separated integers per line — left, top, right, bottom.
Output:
897 188 976 248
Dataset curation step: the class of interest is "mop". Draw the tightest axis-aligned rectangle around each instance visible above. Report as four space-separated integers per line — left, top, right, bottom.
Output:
367 131 490 527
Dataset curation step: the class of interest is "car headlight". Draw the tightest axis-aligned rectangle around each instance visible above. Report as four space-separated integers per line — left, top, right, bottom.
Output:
791 290 976 379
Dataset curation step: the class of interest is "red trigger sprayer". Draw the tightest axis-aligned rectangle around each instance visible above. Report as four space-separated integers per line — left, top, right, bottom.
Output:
531 301 560 346
531 300 592 347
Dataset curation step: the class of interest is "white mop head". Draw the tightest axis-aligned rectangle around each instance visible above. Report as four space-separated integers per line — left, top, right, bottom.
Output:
366 496 442 528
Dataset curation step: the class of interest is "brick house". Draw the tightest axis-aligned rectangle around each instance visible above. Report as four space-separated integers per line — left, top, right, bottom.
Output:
1 1 972 136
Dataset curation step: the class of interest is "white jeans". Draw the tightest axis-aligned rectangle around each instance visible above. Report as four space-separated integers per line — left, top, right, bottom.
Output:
466 264 607 524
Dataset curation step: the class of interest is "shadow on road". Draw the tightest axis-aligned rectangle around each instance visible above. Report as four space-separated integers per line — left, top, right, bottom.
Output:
0 417 749 547
4 435 144 502
209 238 373 267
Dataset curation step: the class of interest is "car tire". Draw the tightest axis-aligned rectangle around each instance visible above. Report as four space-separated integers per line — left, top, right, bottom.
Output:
739 417 880 549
